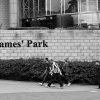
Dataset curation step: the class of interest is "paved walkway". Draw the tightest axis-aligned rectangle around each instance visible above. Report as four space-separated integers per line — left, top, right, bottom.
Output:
0 80 99 94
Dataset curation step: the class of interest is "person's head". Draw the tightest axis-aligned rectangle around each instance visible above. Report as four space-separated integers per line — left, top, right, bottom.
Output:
45 58 48 61
95 61 100 65
50 59 53 63
64 58 69 62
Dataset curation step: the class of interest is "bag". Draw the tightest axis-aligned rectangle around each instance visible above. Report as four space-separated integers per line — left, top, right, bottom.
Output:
53 64 59 73
50 62 62 75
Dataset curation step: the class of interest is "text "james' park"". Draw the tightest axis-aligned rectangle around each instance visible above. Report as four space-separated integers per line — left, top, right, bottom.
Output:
0 40 48 48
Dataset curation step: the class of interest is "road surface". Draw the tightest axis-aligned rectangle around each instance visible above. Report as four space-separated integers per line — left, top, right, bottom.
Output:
0 80 99 100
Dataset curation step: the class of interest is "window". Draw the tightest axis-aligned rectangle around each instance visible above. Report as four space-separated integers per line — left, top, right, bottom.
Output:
81 0 87 12
98 0 100 11
20 0 45 18
46 0 61 15
21 0 78 18
80 0 97 12
38 0 46 16
65 0 78 13
88 0 97 11
46 0 78 15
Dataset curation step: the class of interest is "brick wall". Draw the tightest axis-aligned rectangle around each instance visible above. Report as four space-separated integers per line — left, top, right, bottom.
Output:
0 0 9 29
0 30 100 61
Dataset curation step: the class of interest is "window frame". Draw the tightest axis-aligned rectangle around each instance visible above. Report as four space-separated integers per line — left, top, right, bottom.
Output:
80 0 98 12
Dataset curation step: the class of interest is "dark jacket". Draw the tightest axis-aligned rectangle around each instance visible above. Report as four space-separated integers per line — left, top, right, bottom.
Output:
62 62 70 73
97 65 100 83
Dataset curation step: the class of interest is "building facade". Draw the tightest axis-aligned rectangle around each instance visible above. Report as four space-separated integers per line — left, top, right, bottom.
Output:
0 0 100 29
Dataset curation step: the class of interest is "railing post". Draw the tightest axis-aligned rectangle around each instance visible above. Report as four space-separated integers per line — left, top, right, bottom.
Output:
45 0 47 16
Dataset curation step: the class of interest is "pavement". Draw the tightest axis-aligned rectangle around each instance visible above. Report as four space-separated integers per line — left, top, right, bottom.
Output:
0 79 98 93
0 80 99 100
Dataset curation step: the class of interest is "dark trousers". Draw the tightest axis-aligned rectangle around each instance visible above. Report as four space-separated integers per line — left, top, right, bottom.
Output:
42 72 50 84
48 73 63 87
62 72 77 84
61 72 68 84
97 76 100 88
96 69 100 88
99 84 100 88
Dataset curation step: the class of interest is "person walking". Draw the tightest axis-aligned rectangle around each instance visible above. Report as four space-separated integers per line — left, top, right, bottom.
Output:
96 61 100 89
62 58 71 86
47 60 63 88
39 58 51 86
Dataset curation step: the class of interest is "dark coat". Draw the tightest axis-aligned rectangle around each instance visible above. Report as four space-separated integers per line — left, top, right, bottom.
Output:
62 62 71 74
97 65 100 81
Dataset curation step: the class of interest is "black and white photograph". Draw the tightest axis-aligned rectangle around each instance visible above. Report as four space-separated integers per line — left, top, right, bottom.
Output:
0 0 100 100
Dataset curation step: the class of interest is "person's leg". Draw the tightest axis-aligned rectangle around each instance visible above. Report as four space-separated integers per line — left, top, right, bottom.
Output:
56 73 63 87
98 80 100 89
67 81 71 86
62 73 68 85
48 74 55 87
97 75 100 89
39 69 47 85
40 72 48 85
42 74 47 84
98 84 100 89
66 74 73 86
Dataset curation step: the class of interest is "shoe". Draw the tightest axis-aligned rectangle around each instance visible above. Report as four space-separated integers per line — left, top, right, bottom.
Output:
45 84 48 87
67 82 71 87
97 87 100 89
51 84 55 87
45 84 51 87
60 86 63 89
63 84 66 87
39 83 43 86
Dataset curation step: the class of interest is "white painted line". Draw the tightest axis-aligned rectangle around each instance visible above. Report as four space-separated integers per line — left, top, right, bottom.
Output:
90 91 99 93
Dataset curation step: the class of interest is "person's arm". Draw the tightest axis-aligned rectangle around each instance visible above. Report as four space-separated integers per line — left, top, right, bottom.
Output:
55 62 62 75
49 64 54 75
58 67 62 75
